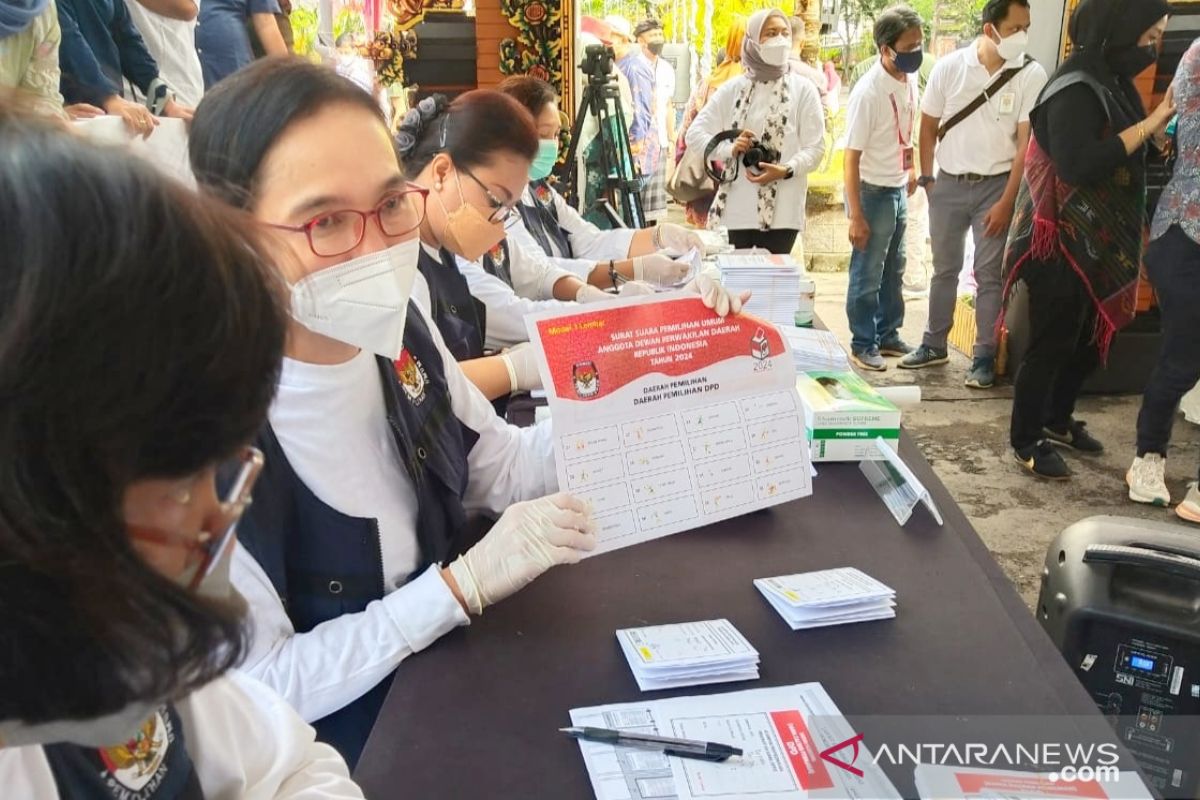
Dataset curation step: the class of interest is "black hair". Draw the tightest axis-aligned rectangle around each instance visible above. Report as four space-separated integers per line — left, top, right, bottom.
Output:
395 90 539 179
874 5 923 49
982 0 1030 27
0 110 287 723
189 57 387 208
497 75 560 120
633 18 663 38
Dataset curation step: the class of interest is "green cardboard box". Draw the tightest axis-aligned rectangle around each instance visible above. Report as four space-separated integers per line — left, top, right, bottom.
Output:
796 371 901 462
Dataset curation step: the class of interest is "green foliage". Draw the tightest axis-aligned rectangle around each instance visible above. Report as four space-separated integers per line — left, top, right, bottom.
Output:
290 5 319 58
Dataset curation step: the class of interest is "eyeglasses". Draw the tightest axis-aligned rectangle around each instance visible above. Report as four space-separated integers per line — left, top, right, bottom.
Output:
129 446 265 591
459 165 519 225
269 185 429 258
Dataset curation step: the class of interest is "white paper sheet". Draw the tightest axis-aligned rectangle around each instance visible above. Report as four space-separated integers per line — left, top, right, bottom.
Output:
526 294 812 556
73 117 195 187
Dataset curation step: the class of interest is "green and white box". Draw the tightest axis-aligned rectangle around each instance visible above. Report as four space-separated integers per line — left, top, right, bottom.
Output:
796 371 901 462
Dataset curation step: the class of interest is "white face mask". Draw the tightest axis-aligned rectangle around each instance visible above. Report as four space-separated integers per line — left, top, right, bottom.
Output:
0 702 161 749
760 36 792 67
289 238 419 359
992 28 1028 62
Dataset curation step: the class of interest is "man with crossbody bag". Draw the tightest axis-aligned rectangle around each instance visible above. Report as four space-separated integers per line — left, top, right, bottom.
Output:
900 0 1047 388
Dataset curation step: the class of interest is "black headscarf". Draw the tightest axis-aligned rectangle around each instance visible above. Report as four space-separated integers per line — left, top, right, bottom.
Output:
1055 0 1170 117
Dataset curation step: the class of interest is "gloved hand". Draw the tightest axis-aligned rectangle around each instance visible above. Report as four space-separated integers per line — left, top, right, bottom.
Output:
655 222 707 254
499 342 543 393
685 273 751 317
576 284 613 303
617 280 657 296
633 253 691 286
447 493 596 614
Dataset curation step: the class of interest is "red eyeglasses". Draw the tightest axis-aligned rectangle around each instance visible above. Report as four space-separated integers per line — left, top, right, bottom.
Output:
269 185 429 258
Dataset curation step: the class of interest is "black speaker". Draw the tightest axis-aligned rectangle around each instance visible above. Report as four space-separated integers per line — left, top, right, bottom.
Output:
1038 516 1200 798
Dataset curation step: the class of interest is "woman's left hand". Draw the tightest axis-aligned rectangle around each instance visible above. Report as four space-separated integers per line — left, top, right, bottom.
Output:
747 163 790 185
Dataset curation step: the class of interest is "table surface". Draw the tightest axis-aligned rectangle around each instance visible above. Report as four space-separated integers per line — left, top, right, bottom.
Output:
354 432 1128 798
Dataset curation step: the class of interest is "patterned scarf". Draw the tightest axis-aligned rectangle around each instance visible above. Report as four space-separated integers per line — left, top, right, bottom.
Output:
707 77 791 231
999 128 1145 362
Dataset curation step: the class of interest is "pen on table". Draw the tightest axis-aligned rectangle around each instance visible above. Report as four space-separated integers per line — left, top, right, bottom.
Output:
560 726 742 762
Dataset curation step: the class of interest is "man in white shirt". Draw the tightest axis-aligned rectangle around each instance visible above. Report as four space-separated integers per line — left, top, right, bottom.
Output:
125 0 204 107
843 5 924 371
901 0 1047 388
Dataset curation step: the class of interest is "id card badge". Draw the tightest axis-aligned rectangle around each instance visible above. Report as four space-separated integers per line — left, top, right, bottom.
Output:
998 92 1016 114
901 146 914 171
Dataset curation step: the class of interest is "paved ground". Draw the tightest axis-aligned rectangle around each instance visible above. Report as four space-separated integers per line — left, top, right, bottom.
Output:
810 272 1200 610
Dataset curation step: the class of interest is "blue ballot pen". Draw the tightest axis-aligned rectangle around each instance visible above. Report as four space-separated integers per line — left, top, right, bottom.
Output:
560 726 742 762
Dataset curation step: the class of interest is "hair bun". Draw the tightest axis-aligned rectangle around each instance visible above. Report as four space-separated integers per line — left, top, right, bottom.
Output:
395 94 450 157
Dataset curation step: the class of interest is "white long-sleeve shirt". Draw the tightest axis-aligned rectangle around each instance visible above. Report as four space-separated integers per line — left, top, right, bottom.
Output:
232 298 557 723
507 183 637 281
0 672 363 799
455 245 577 350
686 73 826 232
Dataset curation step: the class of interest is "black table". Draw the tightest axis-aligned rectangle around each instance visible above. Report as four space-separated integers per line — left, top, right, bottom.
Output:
355 432 1134 798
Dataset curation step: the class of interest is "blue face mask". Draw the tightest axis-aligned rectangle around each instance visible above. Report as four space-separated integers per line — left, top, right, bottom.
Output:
530 138 559 181
890 47 923 74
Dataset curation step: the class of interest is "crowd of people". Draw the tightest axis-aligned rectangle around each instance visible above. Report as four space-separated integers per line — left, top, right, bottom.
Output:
0 0 1198 794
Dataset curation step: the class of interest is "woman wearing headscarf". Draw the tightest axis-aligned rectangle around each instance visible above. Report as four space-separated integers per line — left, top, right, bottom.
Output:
674 15 747 227
1001 0 1173 480
1125 36 1200 521
686 9 825 254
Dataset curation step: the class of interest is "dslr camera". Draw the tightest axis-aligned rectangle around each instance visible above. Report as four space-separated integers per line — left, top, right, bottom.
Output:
742 138 782 175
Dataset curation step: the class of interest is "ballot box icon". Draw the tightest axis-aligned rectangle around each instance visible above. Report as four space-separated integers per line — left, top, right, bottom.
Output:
751 327 771 370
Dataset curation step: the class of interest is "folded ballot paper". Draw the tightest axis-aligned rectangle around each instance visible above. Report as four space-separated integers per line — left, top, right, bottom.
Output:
755 567 896 630
914 765 1153 800
616 619 760 691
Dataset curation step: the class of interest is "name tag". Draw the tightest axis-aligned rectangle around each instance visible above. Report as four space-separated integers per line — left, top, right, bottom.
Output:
998 92 1016 114
901 147 914 171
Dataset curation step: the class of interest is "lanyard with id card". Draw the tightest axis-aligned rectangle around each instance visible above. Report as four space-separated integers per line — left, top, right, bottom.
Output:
888 84 916 172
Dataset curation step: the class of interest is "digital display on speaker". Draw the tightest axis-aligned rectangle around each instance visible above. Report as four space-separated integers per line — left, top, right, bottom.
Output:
1130 654 1156 672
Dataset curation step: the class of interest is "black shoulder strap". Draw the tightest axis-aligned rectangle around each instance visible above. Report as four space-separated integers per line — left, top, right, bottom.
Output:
937 55 1033 142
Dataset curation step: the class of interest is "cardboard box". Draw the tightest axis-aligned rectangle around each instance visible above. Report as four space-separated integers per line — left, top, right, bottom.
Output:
796 371 901 462
948 295 1009 375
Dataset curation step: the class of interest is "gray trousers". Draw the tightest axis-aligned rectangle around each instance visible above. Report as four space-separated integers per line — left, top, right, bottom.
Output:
923 173 1009 357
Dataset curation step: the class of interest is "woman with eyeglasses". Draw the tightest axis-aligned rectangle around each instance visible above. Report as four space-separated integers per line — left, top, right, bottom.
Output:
187 58 596 768
0 108 364 797
396 91 748 354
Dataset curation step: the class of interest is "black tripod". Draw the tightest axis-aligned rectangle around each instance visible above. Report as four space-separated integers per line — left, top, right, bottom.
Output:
561 45 645 229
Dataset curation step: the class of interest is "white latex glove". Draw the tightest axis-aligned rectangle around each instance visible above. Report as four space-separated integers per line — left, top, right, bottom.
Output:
633 253 691 286
447 493 596 614
617 280 657 296
685 272 751 317
655 222 707 254
576 284 613 303
499 343 543 393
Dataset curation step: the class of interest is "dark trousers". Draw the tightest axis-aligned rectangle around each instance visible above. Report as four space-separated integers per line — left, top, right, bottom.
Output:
1136 226 1200 479
728 228 799 254
1010 258 1101 450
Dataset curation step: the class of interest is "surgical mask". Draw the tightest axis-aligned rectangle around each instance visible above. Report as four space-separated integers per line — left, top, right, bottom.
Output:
436 172 507 262
760 36 792 67
647 41 664 56
1108 44 1158 77
991 28 1028 62
289 239 418 359
890 47 924 74
530 138 559 181
0 702 161 749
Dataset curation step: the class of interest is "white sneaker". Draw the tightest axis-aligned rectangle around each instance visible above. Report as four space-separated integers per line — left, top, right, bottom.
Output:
1127 454 1171 506
1177 482 1200 525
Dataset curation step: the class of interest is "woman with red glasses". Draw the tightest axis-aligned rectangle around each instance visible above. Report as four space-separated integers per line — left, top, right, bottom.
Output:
0 109 364 796
188 58 597 768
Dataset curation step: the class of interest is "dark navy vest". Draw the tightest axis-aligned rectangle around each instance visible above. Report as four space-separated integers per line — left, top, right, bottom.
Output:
417 245 486 361
234 306 478 768
480 238 514 288
517 180 574 260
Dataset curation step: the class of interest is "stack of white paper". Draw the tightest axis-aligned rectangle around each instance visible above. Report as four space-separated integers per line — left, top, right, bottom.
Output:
616 619 760 691
914 764 1154 799
755 567 896 630
781 328 850 373
715 253 804 329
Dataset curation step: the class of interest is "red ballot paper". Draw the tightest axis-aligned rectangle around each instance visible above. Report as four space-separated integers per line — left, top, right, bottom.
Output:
526 292 812 556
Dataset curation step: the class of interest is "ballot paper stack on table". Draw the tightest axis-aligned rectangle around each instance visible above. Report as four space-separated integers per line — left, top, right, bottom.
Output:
714 253 807 330
781 328 850 373
616 619 760 691
914 765 1154 799
569 683 901 800
755 567 896 629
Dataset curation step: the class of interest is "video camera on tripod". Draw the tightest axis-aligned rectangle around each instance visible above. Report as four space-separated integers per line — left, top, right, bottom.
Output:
560 44 645 229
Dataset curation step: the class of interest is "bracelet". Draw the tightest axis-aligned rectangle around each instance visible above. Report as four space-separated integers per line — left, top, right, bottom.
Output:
1138 121 1147 142
608 259 626 286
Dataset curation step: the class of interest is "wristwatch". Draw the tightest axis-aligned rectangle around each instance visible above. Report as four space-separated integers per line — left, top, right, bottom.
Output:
916 175 936 188
784 165 796 179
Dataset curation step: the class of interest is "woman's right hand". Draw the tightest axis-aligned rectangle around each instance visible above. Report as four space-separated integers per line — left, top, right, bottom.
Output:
445 493 596 615
731 129 756 157
104 96 159 139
